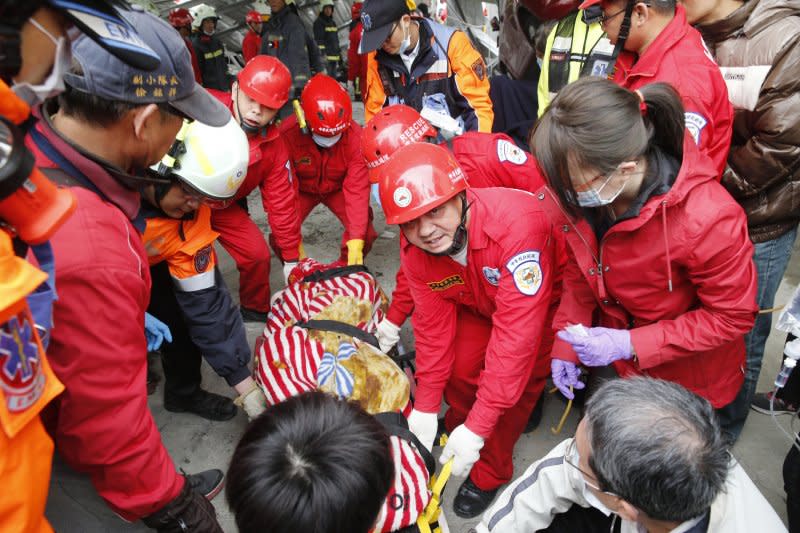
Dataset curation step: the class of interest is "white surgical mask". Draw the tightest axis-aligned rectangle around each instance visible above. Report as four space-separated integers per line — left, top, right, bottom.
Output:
399 22 412 54
312 132 342 148
575 172 627 208
12 18 73 105
583 483 614 517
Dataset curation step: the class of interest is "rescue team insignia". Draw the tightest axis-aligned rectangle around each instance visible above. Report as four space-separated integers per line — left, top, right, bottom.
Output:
0 315 46 412
427 274 465 291
496 139 527 165
684 112 707 145
471 59 486 81
482 266 500 286
195 244 212 273
506 251 543 296
394 186 412 208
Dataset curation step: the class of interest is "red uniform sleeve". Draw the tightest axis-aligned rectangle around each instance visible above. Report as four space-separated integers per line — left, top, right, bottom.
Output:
49 263 183 520
488 136 547 192
341 127 371 240
629 198 757 368
465 214 555 436
242 33 261 64
387 264 414 326
550 249 597 365
681 92 733 180
348 26 362 82
258 138 302 261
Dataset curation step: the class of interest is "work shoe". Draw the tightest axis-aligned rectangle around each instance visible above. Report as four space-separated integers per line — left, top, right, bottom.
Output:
240 306 268 323
751 391 799 415
453 477 498 518
185 469 225 501
165 389 238 421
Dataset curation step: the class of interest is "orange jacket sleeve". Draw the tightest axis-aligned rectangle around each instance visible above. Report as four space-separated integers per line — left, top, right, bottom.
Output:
447 31 494 133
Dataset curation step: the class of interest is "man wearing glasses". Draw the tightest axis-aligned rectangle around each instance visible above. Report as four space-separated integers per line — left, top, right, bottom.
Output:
26 9 231 531
478 377 784 533
578 0 732 179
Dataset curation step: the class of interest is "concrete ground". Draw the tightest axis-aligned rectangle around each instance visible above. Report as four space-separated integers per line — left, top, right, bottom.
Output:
46 102 796 532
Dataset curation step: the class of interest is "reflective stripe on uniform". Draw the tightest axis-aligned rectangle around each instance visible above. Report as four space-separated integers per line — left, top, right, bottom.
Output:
173 269 215 292
203 49 223 60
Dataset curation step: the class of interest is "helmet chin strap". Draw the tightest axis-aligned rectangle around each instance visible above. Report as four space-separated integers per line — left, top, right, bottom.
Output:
234 85 265 135
429 194 470 257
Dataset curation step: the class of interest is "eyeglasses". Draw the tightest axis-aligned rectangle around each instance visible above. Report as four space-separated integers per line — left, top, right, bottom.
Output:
600 6 628 24
564 439 619 497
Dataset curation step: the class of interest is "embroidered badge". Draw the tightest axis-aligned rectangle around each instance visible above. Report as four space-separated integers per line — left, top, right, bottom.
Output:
471 59 486 81
361 12 372 31
496 139 527 165
684 112 707 145
427 274 465 291
0 315 46 412
506 251 543 296
482 266 500 286
194 244 212 273
297 156 312 166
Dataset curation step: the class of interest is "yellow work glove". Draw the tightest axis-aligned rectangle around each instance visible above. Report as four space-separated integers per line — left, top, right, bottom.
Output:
346 239 364 265
298 242 307 260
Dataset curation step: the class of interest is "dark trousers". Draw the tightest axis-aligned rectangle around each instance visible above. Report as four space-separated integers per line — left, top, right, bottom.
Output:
784 435 800 533
147 262 203 398
779 333 800 403
539 504 619 532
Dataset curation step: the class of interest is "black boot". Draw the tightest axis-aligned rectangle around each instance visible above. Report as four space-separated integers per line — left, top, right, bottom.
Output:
453 477 499 518
165 389 238 421
185 469 225 501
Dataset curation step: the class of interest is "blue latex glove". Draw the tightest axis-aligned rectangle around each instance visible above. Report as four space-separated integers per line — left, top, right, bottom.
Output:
557 327 633 367
551 359 585 399
144 312 172 352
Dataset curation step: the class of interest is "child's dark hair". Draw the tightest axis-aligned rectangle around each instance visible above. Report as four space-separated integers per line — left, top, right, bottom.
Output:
226 391 395 533
530 77 685 217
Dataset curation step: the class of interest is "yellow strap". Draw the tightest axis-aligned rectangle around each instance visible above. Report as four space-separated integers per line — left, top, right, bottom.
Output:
416 458 453 532
550 386 573 435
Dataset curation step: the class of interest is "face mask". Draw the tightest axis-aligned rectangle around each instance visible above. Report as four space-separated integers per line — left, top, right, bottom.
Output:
399 22 412 54
12 18 72 105
203 28 215 36
575 171 627 208
583 483 614 517
312 132 342 148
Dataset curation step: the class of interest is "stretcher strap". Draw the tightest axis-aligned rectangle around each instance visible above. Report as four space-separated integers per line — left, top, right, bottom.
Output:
374 411 437 476
417 459 453 533
301 264 369 282
295 319 380 349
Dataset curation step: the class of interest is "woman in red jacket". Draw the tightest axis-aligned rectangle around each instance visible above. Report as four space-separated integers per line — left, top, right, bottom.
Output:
530 77 757 435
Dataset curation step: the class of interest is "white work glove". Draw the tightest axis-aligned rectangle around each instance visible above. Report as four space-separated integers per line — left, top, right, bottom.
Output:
234 384 268 421
440 424 485 477
283 262 298 284
408 409 438 452
375 318 401 353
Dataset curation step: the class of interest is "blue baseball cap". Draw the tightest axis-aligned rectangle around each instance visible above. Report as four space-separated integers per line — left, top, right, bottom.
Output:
63 10 230 126
358 0 412 53
48 0 161 70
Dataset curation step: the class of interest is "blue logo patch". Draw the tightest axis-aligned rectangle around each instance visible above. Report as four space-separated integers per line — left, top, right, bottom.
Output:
482 266 500 286
361 13 372 31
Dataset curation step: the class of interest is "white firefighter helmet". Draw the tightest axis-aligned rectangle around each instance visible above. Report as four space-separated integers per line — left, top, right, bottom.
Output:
252 1 271 16
151 117 249 206
190 4 217 28
319 0 334 8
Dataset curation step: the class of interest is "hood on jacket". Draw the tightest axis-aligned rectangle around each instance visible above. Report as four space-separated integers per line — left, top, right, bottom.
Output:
698 0 800 41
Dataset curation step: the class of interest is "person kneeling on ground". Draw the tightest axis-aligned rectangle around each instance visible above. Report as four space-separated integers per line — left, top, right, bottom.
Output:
142 117 268 421
479 377 786 532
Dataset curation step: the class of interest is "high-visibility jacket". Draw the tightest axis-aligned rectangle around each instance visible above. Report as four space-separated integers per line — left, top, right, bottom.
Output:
192 34 229 91
365 18 494 133
537 11 613 117
313 13 341 62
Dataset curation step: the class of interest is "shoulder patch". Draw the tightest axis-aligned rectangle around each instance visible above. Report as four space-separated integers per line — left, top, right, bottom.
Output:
506 251 543 296
482 266 500 286
684 112 707 145
471 58 486 81
427 274 465 291
496 139 528 165
194 245 212 273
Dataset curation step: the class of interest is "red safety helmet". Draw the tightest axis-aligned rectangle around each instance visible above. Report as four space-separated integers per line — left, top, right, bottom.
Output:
300 74 352 137
168 7 193 28
237 56 292 109
379 143 467 225
362 105 437 183
245 10 262 24
351 1 363 21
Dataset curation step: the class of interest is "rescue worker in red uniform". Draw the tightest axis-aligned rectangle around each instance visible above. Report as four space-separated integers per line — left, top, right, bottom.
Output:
347 1 367 100
168 7 203 84
361 105 549 353
142 117 269 420
530 77 757 436
579 0 732 177
377 143 558 518
278 74 376 265
209 56 302 323
242 10 263 64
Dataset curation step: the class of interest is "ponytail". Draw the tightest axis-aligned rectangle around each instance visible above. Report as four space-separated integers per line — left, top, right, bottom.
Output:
638 82 685 162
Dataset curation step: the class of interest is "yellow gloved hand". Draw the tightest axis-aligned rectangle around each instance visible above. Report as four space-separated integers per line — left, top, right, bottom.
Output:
346 239 365 265
298 242 307 260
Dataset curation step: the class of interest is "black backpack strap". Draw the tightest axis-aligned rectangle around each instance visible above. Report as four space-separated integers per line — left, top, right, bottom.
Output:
375 412 436 477
301 264 370 283
294 319 380 349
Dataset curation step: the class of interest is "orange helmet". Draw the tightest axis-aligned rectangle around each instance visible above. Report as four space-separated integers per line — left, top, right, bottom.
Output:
237 56 291 109
362 105 437 183
300 74 352 137
245 10 262 24
378 143 467 225
168 7 193 28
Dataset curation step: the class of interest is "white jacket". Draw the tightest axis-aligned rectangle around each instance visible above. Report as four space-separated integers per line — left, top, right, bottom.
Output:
478 439 787 533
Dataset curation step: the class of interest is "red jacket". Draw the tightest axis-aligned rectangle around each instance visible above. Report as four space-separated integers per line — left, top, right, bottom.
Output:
210 90 302 261
386 134 549 325
347 22 367 93
545 137 757 408
405 188 557 436
242 30 261 64
613 5 733 178
184 35 202 84
278 116 371 240
27 110 184 520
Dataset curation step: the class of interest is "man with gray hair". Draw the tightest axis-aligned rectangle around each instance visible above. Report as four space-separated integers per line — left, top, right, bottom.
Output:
478 377 785 532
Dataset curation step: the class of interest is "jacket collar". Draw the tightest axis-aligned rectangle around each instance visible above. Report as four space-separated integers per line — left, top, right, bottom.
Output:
376 19 435 77
616 5 690 81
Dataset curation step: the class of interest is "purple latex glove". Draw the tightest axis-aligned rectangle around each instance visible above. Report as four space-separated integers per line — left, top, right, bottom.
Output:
557 327 633 367
551 359 585 400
